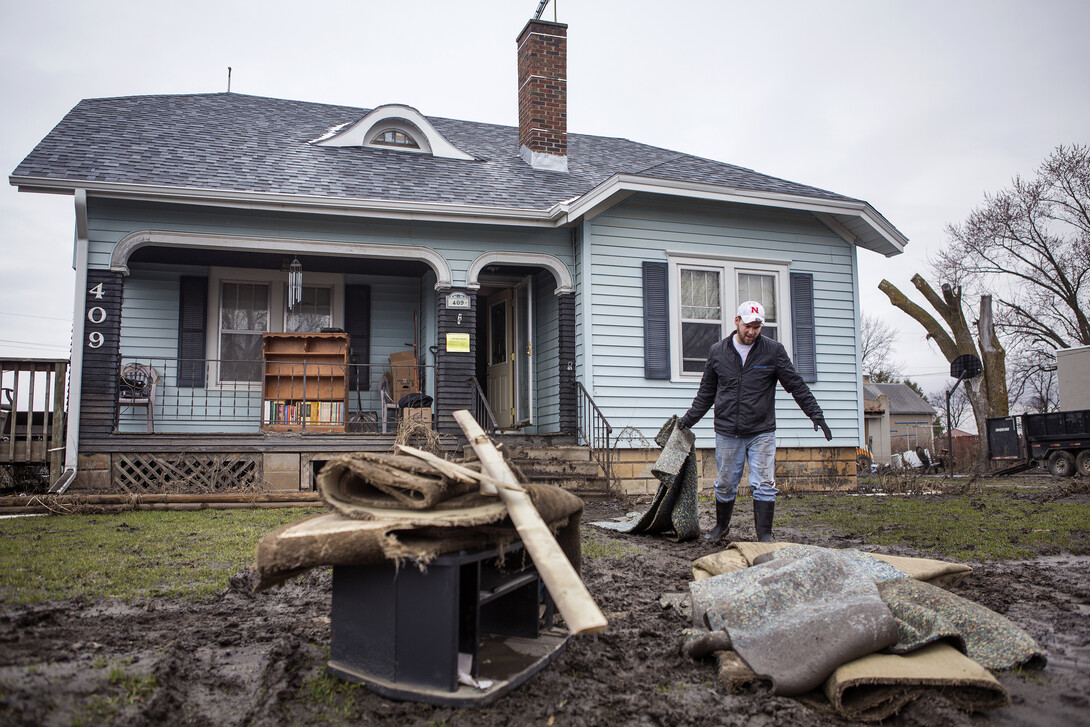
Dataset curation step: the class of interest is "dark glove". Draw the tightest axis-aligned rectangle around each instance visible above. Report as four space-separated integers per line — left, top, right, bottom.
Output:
813 417 832 441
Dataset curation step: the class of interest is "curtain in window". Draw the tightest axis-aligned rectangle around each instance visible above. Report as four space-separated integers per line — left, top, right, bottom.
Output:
286 286 332 332
680 268 721 372
220 282 269 381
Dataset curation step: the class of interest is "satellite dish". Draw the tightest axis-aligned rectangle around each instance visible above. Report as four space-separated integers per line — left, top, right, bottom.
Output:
950 353 983 379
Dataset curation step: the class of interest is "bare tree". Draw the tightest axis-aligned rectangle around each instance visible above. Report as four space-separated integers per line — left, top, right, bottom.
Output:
933 144 1090 351
878 277 1008 466
928 385 971 432
860 313 902 379
1006 345 1059 413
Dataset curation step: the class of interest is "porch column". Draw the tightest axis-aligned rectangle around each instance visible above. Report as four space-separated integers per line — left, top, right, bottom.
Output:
558 292 577 434
435 287 477 438
80 270 124 441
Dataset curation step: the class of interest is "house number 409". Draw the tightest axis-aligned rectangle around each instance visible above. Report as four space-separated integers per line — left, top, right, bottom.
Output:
87 282 107 349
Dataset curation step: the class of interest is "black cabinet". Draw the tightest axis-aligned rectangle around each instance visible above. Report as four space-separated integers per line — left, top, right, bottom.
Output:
327 542 569 706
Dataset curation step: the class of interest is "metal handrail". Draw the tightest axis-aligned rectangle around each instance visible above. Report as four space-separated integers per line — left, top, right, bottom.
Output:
468 377 498 433
575 381 612 489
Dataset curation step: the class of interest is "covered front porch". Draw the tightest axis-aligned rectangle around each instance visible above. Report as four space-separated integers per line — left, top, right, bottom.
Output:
69 231 590 492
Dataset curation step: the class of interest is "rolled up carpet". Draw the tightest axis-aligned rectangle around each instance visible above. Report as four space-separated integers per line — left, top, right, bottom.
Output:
317 452 480 513
255 482 584 592
823 642 1010 722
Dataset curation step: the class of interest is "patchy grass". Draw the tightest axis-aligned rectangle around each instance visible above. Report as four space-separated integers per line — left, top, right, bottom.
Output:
0 508 324 604
778 486 1090 560
582 535 641 560
299 673 366 720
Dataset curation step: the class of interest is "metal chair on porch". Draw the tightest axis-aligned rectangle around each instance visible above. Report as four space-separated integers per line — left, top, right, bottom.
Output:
119 363 159 433
379 373 398 434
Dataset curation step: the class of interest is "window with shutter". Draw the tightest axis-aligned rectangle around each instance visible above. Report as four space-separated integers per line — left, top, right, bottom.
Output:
667 257 790 378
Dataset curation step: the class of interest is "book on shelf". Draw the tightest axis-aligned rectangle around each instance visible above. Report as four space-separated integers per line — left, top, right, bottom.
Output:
264 399 344 425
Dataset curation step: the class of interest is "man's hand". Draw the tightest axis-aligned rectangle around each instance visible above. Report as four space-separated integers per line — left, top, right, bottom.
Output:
813 417 832 441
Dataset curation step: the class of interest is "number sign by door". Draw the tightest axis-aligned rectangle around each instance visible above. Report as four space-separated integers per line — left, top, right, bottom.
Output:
87 281 108 349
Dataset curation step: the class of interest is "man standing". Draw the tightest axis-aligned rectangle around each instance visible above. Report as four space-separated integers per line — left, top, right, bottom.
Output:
679 301 832 543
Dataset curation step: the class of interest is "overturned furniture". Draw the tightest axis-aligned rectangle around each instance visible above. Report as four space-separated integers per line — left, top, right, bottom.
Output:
255 410 606 706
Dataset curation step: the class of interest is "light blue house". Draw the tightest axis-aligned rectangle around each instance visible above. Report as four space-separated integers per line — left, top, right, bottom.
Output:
10 17 905 494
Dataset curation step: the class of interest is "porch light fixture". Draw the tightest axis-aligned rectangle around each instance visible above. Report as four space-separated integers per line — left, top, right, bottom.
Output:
287 257 303 311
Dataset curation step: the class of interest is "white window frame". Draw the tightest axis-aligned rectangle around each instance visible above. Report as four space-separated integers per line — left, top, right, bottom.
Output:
283 283 336 332
206 267 344 389
668 256 791 381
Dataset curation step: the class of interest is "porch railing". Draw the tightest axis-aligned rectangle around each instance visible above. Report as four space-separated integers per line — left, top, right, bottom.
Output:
0 358 68 484
575 381 612 489
116 356 433 434
468 377 498 433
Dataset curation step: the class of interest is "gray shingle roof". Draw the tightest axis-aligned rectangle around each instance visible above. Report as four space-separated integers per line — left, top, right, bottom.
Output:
12 92 861 212
874 383 935 415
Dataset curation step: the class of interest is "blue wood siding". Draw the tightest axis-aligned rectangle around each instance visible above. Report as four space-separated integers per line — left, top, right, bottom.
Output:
581 195 861 448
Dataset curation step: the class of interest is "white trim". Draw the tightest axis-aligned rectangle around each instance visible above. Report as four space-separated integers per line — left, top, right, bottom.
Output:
814 212 857 246
560 175 907 256
851 245 865 446
11 178 559 228
109 230 453 290
466 251 574 294
668 255 791 382
11 171 907 254
311 104 475 161
59 189 88 491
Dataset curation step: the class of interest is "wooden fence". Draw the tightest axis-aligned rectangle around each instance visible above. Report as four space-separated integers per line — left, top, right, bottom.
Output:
0 358 68 485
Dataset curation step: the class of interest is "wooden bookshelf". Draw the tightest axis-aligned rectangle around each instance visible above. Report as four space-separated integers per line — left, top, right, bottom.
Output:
262 332 349 433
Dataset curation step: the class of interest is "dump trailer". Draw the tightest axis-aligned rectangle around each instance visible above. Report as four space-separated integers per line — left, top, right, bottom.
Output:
986 409 1090 477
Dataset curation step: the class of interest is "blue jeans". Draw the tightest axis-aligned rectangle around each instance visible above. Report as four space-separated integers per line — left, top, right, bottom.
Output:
714 431 779 503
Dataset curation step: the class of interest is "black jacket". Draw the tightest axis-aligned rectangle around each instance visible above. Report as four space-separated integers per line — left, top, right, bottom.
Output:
679 332 823 437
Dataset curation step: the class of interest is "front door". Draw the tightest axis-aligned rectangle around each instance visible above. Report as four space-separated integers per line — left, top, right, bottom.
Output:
487 290 514 429
486 277 534 429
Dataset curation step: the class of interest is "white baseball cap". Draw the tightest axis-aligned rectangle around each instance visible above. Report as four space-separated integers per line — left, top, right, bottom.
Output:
737 300 765 324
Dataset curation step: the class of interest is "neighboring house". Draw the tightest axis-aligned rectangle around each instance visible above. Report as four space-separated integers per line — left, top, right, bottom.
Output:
873 382 936 455
10 16 906 494
862 376 892 466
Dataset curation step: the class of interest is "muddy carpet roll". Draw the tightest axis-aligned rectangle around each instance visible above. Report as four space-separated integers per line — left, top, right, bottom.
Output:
318 452 480 514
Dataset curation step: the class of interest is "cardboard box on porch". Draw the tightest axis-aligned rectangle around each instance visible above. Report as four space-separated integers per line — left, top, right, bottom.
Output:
389 350 418 394
400 407 432 424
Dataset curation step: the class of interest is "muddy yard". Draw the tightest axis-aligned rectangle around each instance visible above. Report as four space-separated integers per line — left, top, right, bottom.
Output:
1 486 1088 726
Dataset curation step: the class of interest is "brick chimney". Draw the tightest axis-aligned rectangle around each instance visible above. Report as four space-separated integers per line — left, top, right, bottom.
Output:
517 18 568 172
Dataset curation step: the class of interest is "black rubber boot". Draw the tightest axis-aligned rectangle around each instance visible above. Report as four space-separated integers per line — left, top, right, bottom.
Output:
704 499 735 543
754 500 776 543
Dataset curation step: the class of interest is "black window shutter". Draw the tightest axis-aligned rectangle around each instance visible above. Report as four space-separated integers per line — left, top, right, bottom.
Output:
345 284 371 391
643 261 670 379
790 272 817 383
177 276 207 387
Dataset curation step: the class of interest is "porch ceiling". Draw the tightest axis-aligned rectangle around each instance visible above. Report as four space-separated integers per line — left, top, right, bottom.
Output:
128 246 431 277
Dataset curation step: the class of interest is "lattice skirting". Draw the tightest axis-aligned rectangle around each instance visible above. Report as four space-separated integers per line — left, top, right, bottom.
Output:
112 453 263 493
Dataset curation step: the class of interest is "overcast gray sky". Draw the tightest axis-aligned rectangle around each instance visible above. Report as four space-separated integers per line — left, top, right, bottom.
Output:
2 0 1088 396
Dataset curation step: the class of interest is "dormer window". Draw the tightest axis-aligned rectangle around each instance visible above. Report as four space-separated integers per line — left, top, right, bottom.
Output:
371 129 419 149
311 103 475 160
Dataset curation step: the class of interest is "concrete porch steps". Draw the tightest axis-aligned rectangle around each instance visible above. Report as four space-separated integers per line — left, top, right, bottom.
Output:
501 444 611 499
